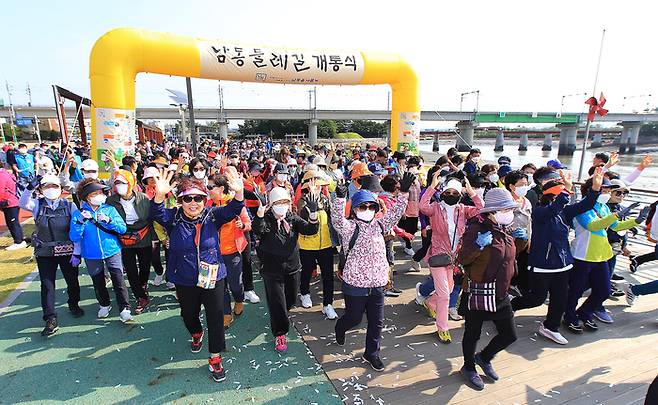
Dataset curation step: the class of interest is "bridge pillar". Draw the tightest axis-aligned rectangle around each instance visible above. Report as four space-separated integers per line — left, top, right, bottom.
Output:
518 133 529 151
591 132 602 148
455 121 477 152
308 119 319 146
542 132 553 151
494 129 504 151
432 133 440 151
218 120 229 140
557 123 578 155
618 122 642 154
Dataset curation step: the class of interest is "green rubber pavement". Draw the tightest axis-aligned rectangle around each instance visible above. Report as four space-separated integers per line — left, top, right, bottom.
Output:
0 267 341 404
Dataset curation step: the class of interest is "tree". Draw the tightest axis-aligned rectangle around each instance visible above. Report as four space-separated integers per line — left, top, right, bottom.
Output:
318 120 337 138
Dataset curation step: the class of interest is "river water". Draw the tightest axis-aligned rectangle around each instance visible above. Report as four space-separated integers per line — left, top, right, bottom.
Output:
419 139 656 190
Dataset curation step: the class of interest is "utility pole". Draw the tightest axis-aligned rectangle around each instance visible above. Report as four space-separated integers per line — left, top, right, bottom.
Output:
185 77 198 154
26 83 32 107
5 81 15 126
34 115 41 143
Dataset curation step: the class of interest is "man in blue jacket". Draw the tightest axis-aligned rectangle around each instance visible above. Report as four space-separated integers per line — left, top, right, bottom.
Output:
511 168 604 344
70 178 131 322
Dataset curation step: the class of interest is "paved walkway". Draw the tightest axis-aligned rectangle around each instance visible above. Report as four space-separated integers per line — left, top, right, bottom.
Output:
0 267 340 404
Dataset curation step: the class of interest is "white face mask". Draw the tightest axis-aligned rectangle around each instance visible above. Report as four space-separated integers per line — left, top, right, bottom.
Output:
488 174 500 183
272 204 289 217
356 209 376 222
168 164 178 171
156 164 165 169
475 188 485 198
193 170 206 180
276 174 288 182
494 210 515 225
19 148 28 154
43 188 62 200
597 193 611 204
471 156 480 163
90 194 107 206
514 185 530 198
116 184 129 196
84 171 99 180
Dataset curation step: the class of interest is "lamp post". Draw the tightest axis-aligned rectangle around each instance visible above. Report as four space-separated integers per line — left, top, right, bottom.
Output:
460 90 480 112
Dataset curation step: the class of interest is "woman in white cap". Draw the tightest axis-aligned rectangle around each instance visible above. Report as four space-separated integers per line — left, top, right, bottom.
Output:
457 188 518 391
419 172 483 344
252 186 319 355
20 174 83 336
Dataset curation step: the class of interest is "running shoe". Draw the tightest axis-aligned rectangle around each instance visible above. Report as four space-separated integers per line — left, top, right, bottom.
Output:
97 305 112 319
593 309 613 324
362 354 385 372
538 323 568 345
322 304 338 320
41 317 59 336
624 284 637 306
119 308 133 323
448 307 462 321
423 300 437 318
583 319 598 331
135 297 150 315
474 352 499 381
191 331 203 353
244 290 260 303
437 330 452 344
208 356 226 382
629 256 639 273
563 320 583 333
415 282 426 306
274 335 288 354
300 294 313 308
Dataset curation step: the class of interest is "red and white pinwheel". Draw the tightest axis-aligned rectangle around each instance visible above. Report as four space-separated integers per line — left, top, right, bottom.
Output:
585 93 609 122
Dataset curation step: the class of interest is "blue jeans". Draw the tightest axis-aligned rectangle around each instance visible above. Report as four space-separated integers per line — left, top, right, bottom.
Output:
565 259 611 324
222 252 244 309
631 280 658 296
418 275 461 308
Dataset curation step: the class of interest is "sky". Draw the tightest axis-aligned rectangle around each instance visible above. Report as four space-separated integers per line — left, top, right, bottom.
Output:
2 0 657 128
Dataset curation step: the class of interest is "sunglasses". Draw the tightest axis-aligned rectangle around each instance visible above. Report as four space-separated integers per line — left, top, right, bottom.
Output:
612 190 629 196
207 185 216 191
357 203 378 211
181 195 205 203
443 191 461 197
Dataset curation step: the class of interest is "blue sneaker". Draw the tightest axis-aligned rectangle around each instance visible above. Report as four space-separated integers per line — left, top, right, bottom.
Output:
474 352 499 381
593 309 613 324
460 366 484 390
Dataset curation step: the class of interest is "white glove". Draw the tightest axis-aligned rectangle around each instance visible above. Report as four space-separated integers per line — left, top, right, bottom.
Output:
97 213 111 224
80 210 93 220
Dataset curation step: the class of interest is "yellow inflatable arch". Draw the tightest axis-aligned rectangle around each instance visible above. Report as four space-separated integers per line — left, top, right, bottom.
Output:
89 28 420 167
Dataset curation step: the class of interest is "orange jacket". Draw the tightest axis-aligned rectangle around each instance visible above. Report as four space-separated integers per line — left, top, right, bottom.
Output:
208 197 251 255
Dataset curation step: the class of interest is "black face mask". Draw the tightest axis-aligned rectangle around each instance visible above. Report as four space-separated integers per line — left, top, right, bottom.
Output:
441 194 461 206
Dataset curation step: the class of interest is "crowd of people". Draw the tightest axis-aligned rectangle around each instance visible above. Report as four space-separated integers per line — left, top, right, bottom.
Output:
0 136 656 389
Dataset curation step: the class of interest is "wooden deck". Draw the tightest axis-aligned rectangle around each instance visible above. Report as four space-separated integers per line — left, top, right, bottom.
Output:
291 245 658 405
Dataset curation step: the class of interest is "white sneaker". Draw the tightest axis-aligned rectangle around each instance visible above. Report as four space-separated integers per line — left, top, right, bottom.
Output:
300 294 313 308
152 274 165 287
415 282 426 306
5 241 27 251
538 323 568 345
624 284 636 306
98 305 112 318
404 247 415 257
322 304 338 320
119 308 133 323
244 290 261 304
448 307 462 321
166 282 176 290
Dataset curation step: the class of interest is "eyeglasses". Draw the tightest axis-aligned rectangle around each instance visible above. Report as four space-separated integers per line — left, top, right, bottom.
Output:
613 190 629 196
181 195 205 203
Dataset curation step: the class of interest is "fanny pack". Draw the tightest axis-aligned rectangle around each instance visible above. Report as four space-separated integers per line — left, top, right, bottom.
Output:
467 280 497 312
428 253 454 268
118 226 150 247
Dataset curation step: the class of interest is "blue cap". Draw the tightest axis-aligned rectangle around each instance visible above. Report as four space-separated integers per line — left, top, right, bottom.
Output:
367 162 386 175
351 190 380 212
547 159 567 169
497 164 513 178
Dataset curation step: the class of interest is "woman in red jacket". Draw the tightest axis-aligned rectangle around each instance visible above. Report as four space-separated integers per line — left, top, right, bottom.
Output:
0 162 25 250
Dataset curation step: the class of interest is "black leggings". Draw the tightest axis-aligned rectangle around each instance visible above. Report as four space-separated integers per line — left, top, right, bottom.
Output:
241 236 254 291
398 216 418 249
512 270 569 332
151 241 164 276
413 229 432 262
262 272 299 337
299 248 334 306
175 281 225 353
121 246 152 300
462 312 517 371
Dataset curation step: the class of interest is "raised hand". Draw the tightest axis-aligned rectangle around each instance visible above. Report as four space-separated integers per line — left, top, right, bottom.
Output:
224 166 245 199
560 169 573 191
605 152 619 169
591 166 604 191
635 206 650 224
639 155 653 170
463 177 475 196
154 168 176 202
430 169 441 189
616 202 640 220
399 172 417 193
335 181 348 198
